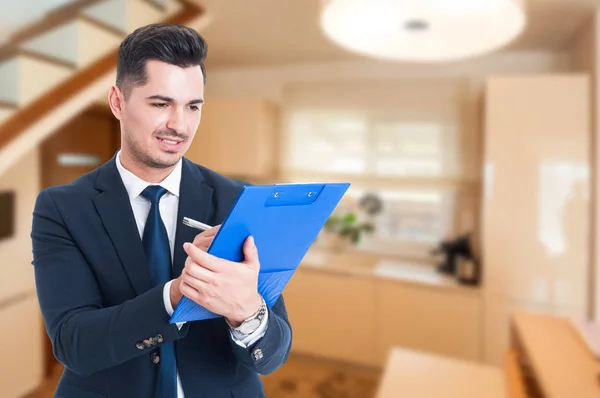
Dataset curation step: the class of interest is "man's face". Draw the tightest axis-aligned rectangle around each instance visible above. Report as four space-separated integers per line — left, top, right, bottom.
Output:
118 60 204 169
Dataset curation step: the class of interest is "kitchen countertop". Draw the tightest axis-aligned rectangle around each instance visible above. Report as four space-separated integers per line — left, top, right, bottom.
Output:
376 347 505 398
299 248 481 296
511 311 600 398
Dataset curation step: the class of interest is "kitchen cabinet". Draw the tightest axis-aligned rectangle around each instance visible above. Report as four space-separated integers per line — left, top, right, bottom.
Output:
284 262 482 368
375 279 481 364
283 268 378 366
0 294 44 398
482 75 590 365
187 98 278 179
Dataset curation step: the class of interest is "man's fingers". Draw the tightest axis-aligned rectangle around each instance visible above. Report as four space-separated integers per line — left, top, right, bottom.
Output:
192 236 211 251
193 225 221 240
206 224 221 236
242 236 260 271
183 242 224 272
192 225 221 251
192 235 207 246
184 261 217 285
180 279 207 302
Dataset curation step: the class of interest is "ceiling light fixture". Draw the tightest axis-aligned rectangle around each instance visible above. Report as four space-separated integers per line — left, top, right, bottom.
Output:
319 0 527 62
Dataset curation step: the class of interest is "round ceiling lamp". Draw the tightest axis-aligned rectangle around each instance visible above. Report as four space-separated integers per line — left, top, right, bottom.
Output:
319 0 527 62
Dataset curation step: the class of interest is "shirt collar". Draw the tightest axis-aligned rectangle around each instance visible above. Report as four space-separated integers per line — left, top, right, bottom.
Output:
115 150 182 201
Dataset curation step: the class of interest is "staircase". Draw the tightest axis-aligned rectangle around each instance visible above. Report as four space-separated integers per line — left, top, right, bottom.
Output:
0 0 209 178
0 2 209 397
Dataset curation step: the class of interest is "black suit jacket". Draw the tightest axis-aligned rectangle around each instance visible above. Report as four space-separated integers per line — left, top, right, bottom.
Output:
31 155 292 398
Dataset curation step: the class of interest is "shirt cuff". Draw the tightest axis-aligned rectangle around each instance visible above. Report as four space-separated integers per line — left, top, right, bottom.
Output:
229 302 269 348
163 280 186 330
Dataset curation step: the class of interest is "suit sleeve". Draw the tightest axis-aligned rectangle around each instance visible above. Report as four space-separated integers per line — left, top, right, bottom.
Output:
228 295 292 375
31 189 189 376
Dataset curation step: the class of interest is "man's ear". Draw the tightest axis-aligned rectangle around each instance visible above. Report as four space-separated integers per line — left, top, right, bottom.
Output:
108 85 125 120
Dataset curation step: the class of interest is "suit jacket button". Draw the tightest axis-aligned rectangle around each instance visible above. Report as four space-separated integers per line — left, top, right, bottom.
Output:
144 339 152 348
151 352 160 364
136 342 145 350
156 334 163 343
253 349 263 361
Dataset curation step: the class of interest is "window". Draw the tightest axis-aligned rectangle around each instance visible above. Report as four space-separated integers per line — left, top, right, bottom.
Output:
373 122 449 176
282 106 463 259
287 112 368 174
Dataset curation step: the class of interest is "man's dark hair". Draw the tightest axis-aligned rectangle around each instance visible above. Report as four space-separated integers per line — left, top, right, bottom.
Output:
116 23 207 99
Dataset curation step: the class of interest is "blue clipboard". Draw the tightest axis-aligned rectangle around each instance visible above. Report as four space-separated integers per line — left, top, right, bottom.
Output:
170 182 350 323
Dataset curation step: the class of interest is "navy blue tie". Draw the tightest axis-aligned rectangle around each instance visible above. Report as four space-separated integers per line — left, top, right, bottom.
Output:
141 185 177 398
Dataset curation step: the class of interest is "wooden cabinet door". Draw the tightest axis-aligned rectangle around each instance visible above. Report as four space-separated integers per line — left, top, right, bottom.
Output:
41 105 119 189
482 75 590 364
188 98 277 179
283 268 378 366
375 280 482 364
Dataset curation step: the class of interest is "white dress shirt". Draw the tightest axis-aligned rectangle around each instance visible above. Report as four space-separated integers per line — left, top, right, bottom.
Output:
115 151 268 397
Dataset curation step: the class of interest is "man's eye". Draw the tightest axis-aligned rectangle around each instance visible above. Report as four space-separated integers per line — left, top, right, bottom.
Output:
153 103 167 108
189 105 200 112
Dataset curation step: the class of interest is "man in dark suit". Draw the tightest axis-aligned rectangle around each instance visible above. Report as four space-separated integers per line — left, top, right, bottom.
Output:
30 23 292 398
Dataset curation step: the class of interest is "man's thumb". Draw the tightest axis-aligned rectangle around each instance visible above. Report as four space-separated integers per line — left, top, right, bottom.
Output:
243 236 259 270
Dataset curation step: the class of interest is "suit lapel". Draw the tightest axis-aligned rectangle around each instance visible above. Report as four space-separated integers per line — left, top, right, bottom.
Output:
93 155 152 296
172 158 213 278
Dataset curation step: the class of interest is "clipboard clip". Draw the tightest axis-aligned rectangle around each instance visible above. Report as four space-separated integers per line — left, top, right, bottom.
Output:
266 184 324 207
273 191 313 197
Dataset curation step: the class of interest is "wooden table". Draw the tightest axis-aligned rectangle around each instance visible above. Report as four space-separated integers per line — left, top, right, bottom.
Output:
376 348 505 398
511 311 600 398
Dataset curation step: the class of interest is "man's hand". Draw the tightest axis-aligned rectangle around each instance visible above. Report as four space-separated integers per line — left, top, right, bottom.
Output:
175 236 262 325
170 225 220 308
191 224 221 252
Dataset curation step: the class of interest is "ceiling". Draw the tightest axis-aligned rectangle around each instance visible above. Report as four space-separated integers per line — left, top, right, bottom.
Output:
196 0 599 68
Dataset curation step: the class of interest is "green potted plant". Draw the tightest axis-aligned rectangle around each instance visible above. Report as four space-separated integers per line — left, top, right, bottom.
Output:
323 211 374 250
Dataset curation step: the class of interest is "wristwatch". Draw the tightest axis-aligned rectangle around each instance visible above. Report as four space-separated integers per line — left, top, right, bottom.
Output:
227 298 267 337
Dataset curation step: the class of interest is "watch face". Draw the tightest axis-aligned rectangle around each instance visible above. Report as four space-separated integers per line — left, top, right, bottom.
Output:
238 318 261 334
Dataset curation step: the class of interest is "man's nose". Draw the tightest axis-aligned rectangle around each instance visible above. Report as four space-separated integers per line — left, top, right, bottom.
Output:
166 107 186 134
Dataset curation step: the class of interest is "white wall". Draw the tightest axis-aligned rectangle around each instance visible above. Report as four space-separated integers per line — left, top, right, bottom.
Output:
205 51 571 103
570 11 600 321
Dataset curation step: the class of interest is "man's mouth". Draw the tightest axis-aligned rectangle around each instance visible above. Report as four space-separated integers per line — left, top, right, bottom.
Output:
156 136 186 151
157 137 183 145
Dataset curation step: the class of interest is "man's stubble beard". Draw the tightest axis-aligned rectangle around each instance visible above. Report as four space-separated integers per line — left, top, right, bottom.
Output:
123 126 182 170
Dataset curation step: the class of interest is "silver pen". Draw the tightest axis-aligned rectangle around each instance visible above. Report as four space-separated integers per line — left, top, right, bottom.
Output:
182 217 213 231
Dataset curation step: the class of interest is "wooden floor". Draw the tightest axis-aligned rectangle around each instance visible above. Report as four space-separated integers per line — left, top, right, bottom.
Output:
263 354 381 398
28 354 381 398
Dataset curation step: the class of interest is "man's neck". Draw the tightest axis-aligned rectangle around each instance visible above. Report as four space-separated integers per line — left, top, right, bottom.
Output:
119 151 176 184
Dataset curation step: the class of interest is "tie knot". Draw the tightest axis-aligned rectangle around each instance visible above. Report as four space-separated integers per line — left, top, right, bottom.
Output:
141 185 168 204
